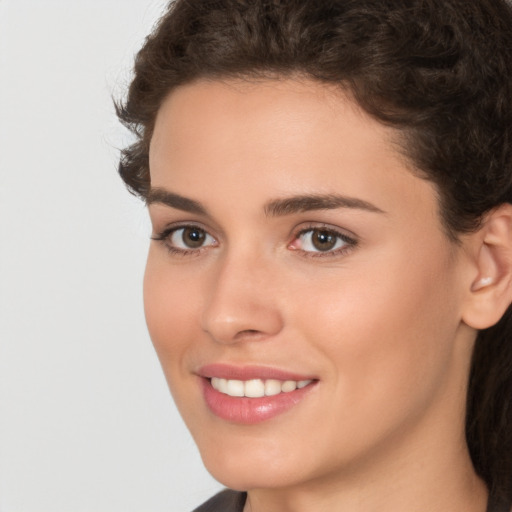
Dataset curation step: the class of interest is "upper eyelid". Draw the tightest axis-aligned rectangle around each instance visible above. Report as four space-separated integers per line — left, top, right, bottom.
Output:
293 222 357 240
296 227 356 241
150 215 225 240
152 220 216 237
297 226 349 236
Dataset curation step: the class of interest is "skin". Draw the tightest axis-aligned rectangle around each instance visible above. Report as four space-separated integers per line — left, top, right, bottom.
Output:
145 79 490 512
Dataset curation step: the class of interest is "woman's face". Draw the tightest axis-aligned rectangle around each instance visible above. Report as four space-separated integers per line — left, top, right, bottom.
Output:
145 79 476 491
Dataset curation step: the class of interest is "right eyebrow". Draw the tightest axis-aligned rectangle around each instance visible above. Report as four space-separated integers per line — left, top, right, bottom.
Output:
264 193 386 217
146 188 208 216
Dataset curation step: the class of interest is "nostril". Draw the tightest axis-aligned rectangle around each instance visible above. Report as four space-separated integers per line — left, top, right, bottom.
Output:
233 329 265 341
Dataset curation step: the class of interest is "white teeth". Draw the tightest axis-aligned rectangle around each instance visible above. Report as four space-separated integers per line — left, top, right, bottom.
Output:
210 378 313 397
245 379 265 398
218 378 228 394
226 379 245 397
264 379 282 396
281 380 297 392
211 377 229 394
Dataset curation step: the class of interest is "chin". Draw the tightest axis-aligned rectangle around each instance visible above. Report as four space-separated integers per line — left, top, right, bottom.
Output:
203 457 297 492
195 431 316 492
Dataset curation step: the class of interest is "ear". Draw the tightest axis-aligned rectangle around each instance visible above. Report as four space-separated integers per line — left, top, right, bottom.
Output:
462 203 512 330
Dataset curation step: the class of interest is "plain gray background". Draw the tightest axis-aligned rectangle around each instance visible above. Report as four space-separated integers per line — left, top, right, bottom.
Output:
0 1 222 510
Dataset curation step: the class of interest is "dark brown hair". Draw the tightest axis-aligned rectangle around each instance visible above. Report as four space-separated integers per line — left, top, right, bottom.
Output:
117 0 512 505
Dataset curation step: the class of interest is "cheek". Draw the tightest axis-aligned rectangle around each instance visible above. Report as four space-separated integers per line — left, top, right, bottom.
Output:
143 250 200 375
293 242 462 428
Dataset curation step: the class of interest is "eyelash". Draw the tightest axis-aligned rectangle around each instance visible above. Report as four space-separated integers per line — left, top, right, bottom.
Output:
151 224 217 257
292 225 358 258
151 223 358 259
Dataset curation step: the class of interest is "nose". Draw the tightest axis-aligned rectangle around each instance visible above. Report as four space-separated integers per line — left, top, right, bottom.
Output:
201 252 284 344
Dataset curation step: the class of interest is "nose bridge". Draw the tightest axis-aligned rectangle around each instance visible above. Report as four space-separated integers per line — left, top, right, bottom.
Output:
201 246 284 344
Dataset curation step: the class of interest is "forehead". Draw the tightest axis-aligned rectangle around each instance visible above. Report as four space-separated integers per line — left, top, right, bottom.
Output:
151 78 388 159
149 78 438 225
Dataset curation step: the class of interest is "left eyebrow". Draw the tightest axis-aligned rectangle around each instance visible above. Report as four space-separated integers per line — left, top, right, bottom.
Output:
264 194 386 217
146 187 209 216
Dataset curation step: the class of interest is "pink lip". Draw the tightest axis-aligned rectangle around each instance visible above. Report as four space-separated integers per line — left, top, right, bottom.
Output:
198 364 318 425
198 363 316 382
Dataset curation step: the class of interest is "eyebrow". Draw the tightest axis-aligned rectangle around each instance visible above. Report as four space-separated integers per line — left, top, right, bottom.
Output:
264 194 385 216
146 188 208 215
146 187 385 217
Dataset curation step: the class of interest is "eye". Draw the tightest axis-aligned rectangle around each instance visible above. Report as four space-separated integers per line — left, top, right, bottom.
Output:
290 227 356 255
170 226 214 249
152 225 217 253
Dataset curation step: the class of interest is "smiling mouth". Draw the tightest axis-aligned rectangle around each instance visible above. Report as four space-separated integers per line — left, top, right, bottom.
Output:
199 363 318 423
210 377 313 398
202 376 318 424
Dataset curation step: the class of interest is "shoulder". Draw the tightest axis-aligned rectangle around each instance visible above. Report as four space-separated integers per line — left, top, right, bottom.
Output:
192 489 247 512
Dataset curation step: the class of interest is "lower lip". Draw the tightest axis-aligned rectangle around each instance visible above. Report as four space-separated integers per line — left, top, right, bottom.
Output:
201 378 316 424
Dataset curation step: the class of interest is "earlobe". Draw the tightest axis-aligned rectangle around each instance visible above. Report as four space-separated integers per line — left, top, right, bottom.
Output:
462 204 512 330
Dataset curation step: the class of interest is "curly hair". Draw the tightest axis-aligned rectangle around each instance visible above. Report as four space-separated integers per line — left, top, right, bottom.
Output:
117 0 512 505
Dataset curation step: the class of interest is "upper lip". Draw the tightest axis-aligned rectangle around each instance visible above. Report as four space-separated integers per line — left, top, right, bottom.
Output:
197 363 317 382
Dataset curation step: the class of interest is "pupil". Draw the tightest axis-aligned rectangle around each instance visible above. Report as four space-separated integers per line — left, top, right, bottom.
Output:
313 230 336 251
183 227 205 248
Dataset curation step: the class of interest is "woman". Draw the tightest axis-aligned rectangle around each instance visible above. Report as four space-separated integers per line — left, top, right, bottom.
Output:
117 0 512 510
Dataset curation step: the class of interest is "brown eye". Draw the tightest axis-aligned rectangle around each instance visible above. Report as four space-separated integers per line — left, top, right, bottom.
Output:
182 227 206 248
293 227 354 254
168 226 216 250
311 230 338 251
